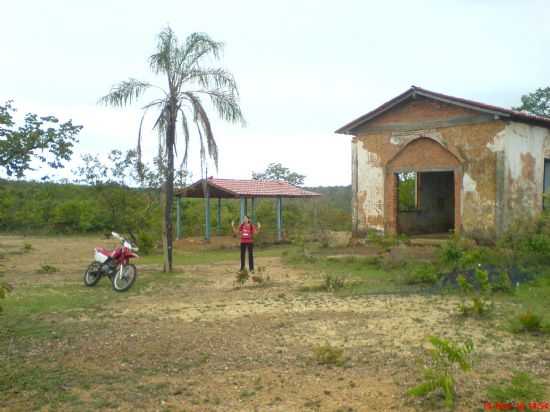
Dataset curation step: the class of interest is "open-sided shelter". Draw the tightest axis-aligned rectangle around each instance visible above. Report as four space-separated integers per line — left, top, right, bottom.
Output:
175 177 321 241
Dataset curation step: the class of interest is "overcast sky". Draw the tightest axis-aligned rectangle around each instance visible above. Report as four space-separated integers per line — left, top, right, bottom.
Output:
1 0 549 186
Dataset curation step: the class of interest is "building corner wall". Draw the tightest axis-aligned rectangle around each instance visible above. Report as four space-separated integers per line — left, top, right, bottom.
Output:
494 122 550 233
351 139 359 235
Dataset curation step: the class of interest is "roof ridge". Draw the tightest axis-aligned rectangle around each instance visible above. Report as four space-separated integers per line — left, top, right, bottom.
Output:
336 86 550 134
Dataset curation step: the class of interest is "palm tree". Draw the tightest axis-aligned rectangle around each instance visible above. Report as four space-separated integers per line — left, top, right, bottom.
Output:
100 27 245 272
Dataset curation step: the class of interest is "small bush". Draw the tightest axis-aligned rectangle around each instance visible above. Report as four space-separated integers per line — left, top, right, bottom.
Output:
487 372 546 404
403 263 440 285
0 280 14 314
457 268 493 317
439 237 466 269
510 311 546 334
235 269 249 285
323 274 345 292
492 270 513 293
312 343 347 366
37 264 59 274
23 242 33 252
407 336 474 410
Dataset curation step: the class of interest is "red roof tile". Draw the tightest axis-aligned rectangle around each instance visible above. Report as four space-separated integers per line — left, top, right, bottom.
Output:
177 177 321 198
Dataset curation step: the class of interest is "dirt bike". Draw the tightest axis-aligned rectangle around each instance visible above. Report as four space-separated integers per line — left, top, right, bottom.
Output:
83 232 139 292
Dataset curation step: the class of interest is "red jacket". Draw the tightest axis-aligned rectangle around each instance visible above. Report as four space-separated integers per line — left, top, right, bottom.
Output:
239 223 256 244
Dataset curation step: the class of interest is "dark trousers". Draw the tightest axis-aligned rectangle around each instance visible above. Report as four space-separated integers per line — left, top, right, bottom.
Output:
240 242 254 271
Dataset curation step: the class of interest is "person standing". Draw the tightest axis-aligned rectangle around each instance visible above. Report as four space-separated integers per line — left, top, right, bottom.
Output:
231 215 261 273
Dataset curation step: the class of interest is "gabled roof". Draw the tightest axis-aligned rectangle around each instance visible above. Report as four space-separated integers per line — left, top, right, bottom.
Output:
335 86 550 135
176 177 321 199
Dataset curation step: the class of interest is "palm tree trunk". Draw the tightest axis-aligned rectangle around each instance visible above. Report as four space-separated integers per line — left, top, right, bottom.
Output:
163 105 176 272
160 183 168 272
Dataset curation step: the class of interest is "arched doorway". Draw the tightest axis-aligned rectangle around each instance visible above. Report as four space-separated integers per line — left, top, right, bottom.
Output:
384 137 462 235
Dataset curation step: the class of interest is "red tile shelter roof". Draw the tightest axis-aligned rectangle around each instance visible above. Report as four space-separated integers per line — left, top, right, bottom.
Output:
176 177 321 199
335 86 550 134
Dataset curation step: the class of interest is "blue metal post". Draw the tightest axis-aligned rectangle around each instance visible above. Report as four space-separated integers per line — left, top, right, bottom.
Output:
276 196 282 242
176 197 182 239
216 197 222 236
205 190 211 241
240 197 245 223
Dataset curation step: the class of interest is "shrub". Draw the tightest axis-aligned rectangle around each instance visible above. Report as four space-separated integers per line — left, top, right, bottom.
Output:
492 270 513 293
487 371 546 404
510 311 546 334
457 267 493 317
403 263 440 285
407 336 474 410
499 213 550 267
312 343 347 366
23 242 32 252
439 237 465 270
0 280 13 314
323 274 345 292
235 269 249 285
37 264 59 274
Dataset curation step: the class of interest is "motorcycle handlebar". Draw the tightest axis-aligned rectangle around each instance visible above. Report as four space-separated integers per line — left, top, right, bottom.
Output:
112 231 139 251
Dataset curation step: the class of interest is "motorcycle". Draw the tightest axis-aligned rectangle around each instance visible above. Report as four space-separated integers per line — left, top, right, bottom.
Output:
83 232 139 292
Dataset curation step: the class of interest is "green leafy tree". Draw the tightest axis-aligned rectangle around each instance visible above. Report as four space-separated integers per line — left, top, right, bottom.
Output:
0 101 82 178
74 150 168 241
100 27 244 272
252 162 306 186
398 171 416 211
513 87 550 117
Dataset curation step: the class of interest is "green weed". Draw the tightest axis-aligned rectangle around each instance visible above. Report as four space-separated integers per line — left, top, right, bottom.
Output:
312 343 347 367
37 264 59 274
509 310 548 334
487 371 546 404
407 336 474 410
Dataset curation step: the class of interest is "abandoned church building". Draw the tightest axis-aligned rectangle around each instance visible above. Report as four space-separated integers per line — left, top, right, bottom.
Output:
336 86 550 240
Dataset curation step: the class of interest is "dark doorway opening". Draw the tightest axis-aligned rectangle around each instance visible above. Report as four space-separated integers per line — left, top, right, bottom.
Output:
397 171 454 235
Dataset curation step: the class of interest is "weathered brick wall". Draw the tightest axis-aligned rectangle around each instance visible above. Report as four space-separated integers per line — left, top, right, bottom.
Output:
352 97 506 239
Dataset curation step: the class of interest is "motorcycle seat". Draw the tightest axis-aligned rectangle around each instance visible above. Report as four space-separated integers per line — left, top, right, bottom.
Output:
95 247 114 257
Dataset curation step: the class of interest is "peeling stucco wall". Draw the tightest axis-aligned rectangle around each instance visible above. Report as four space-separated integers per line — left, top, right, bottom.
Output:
352 97 508 238
355 137 385 231
488 122 550 233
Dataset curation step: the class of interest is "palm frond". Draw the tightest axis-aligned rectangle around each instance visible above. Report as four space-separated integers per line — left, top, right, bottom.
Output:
99 79 152 107
200 89 245 125
181 32 223 69
183 92 219 170
149 26 178 79
178 108 191 167
185 68 239 93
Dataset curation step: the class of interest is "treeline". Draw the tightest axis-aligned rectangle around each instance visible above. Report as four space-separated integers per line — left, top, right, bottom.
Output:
0 179 351 243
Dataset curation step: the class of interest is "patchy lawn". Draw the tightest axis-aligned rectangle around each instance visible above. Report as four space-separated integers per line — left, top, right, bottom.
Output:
0 235 548 411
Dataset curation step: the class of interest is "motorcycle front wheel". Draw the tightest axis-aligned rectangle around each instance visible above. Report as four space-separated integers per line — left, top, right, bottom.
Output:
112 264 137 292
84 262 102 286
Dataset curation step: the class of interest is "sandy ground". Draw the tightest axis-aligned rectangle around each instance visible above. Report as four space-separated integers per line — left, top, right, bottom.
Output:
1 235 548 412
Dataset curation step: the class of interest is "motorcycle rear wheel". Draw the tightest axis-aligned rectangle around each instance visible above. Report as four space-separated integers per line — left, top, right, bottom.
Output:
112 264 137 292
84 262 102 286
